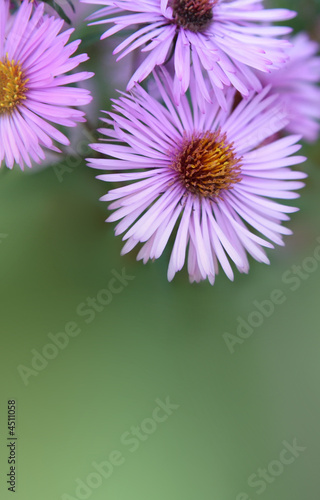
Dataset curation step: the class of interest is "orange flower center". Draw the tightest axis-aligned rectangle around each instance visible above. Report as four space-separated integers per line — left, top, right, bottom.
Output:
171 130 242 198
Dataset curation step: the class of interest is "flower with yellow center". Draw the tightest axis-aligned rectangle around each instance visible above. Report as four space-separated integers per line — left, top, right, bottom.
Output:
87 71 307 284
0 0 93 170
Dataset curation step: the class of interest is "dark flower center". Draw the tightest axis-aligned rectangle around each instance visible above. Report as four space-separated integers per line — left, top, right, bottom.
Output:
171 130 242 198
0 57 28 115
170 0 216 33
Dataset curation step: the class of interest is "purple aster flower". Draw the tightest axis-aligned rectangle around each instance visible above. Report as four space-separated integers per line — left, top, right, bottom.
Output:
83 0 295 108
259 33 320 143
87 70 307 284
0 0 93 169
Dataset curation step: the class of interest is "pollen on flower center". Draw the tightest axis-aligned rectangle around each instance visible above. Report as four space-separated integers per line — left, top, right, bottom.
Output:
0 57 28 115
171 130 242 198
170 0 216 33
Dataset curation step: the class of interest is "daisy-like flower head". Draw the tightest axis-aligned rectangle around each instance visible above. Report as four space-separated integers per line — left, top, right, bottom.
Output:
0 0 94 169
83 0 296 108
87 69 307 284
260 33 320 143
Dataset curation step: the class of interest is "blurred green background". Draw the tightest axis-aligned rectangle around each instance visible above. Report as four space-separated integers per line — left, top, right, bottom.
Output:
1 1 320 499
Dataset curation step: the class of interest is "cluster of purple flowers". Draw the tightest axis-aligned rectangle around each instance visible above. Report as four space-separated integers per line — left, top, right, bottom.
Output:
1 0 320 283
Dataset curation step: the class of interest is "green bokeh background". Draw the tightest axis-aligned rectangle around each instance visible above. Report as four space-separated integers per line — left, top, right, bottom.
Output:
1 1 320 499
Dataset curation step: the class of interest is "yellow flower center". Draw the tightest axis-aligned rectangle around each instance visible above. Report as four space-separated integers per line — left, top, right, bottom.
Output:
0 57 28 115
171 130 242 198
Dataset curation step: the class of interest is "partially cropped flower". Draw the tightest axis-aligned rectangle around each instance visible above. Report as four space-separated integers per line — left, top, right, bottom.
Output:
0 0 93 169
83 0 295 107
260 33 320 143
87 70 306 284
